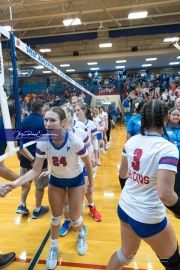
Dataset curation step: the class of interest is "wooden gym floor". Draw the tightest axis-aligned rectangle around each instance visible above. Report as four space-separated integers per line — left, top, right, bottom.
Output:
0 124 179 270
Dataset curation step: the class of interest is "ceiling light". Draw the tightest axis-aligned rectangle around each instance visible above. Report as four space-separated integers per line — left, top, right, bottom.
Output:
87 62 98 65
146 58 157 61
21 72 29 75
177 56 180 59
1 25 11 31
142 64 152 67
169 62 180 65
43 71 52 73
90 68 99 70
173 42 180 50
163 37 179 42
116 66 125 69
8 68 18 71
116 60 126 63
99 43 112 48
63 18 81 26
60 64 70 67
34 65 44 69
39 49 51 53
66 69 75 72
128 11 148 19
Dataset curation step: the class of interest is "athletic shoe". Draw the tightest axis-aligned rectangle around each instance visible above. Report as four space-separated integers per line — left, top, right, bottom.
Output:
105 144 109 150
89 206 102 222
0 252 16 269
83 225 87 236
16 204 29 215
59 220 72 236
102 148 105 154
46 246 59 270
32 206 49 219
77 234 87 255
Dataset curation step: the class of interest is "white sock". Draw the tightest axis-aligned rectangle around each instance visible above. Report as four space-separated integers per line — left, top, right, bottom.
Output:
89 202 95 207
20 203 26 207
77 230 84 237
51 239 58 247
35 207 41 212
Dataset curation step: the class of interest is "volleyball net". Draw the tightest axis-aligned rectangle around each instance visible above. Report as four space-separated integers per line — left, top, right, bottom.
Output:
0 27 95 161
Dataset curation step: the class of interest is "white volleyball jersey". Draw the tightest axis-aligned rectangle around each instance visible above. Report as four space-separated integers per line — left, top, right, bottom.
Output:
84 119 98 139
36 131 87 178
72 127 90 145
93 115 104 133
100 111 108 129
119 134 179 224
73 119 86 131
101 111 108 119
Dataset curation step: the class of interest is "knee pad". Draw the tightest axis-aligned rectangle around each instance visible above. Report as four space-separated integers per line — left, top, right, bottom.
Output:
72 216 83 227
117 248 134 266
81 203 85 213
51 215 62 226
63 204 69 212
159 245 180 269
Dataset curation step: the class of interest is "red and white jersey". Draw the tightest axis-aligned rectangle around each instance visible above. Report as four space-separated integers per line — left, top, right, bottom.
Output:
36 131 87 178
119 133 179 224
93 115 104 133
100 111 108 129
84 119 98 139
72 127 90 145
73 119 86 131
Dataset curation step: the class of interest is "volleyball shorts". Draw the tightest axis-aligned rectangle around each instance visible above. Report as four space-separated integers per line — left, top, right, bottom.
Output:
96 133 102 140
49 172 85 188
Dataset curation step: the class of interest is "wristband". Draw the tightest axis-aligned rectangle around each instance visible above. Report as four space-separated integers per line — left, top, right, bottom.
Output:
165 197 180 216
119 176 128 189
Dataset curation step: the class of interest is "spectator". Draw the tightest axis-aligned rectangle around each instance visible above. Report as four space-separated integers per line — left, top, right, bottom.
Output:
64 90 69 98
46 77 50 87
123 97 131 115
110 106 117 123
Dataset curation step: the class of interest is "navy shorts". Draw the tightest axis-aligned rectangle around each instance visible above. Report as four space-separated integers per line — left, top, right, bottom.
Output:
49 173 85 188
83 166 88 177
96 133 102 140
117 205 167 238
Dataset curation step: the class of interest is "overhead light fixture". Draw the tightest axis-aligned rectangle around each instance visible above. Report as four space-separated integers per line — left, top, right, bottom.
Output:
173 42 180 51
60 64 70 67
142 64 152 67
177 56 180 59
21 72 29 75
116 65 125 69
146 58 157 61
116 60 126 63
128 11 148 19
163 37 179 42
8 68 18 71
169 62 180 65
39 49 51 53
63 18 81 26
87 62 98 65
90 68 99 70
1 25 11 31
34 65 44 69
99 43 112 48
43 71 52 73
66 69 75 72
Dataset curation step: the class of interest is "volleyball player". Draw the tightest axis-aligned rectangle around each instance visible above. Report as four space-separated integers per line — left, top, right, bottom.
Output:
107 100 180 270
4 107 93 270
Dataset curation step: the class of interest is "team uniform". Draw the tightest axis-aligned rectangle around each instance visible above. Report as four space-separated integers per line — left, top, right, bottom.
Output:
36 130 88 188
118 134 179 238
73 119 86 131
100 111 108 130
126 114 141 136
93 115 103 141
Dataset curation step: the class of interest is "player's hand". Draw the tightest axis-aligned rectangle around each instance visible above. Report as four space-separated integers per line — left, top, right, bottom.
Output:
3 181 17 189
37 170 50 180
0 184 12 197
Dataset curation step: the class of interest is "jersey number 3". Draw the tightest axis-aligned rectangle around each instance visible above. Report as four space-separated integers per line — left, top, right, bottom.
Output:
52 156 67 167
132 149 142 171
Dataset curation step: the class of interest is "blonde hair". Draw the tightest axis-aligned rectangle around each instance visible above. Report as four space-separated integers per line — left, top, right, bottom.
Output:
61 104 74 128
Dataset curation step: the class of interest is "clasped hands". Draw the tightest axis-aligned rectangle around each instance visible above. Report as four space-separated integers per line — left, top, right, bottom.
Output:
0 182 12 198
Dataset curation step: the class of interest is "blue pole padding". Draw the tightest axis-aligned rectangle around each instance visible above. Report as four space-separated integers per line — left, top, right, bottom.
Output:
10 33 23 149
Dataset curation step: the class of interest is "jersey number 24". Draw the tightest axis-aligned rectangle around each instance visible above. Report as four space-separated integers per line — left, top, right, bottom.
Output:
52 156 67 167
132 149 142 171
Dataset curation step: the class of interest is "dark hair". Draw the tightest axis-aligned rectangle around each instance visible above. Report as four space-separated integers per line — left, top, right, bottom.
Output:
140 100 169 139
49 106 66 122
31 99 44 112
8 102 16 117
136 101 145 114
